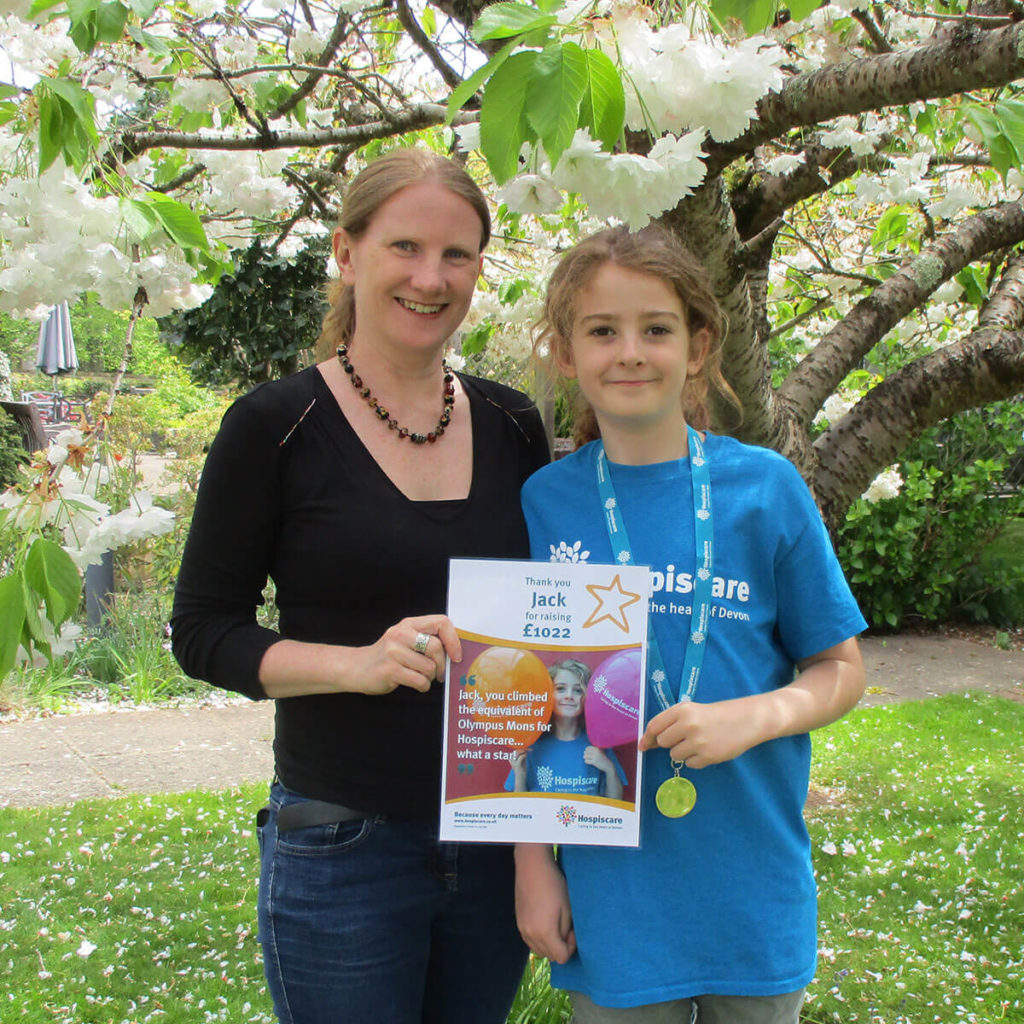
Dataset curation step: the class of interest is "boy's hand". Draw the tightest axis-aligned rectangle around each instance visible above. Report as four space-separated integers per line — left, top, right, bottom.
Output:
514 845 576 964
638 698 758 769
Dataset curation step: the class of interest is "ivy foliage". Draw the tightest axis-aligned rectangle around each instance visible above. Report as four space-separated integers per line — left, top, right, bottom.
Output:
838 401 1024 630
0 408 28 488
162 236 330 387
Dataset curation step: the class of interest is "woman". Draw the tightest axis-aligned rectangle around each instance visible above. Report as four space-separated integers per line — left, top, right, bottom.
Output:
171 149 549 1024
507 659 625 798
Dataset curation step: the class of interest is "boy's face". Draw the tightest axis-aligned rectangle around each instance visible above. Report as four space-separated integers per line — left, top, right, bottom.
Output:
559 262 708 440
553 669 585 718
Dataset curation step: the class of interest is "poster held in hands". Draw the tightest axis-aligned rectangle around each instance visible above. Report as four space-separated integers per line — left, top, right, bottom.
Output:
441 558 649 846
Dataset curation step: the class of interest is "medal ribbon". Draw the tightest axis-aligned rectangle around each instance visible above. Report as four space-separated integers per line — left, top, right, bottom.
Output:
595 425 714 713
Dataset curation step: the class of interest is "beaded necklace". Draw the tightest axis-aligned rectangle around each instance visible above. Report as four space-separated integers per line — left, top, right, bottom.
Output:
336 343 455 444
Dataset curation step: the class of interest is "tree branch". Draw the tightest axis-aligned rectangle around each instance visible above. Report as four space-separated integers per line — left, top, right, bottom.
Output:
396 0 462 89
661 177 802 454
734 143 891 239
812 324 1024 530
780 199 1024 425
852 6 892 53
267 10 352 121
116 104 467 159
150 162 207 193
706 20 1024 176
979 251 1024 328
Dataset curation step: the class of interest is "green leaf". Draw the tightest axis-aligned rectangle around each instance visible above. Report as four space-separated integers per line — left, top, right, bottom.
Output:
533 0 564 11
479 50 538 184
0 84 20 100
28 0 66 14
994 99 1024 161
445 37 518 123
871 207 908 252
710 0 778 35
471 2 557 42
126 24 172 58
24 539 81 629
127 0 158 15
144 192 210 250
43 78 99 142
70 14 99 55
578 48 625 151
461 322 494 357
955 266 988 306
525 42 588 169
96 1 130 43
421 4 435 36
122 197 160 239
966 105 1017 181
785 0 819 22
36 91 63 173
0 575 27 678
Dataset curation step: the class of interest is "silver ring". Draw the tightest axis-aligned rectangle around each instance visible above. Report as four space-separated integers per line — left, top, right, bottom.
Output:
413 632 431 655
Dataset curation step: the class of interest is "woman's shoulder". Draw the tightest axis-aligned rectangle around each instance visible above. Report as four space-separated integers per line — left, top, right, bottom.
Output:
458 371 547 453
458 371 535 413
212 366 321 453
222 366 319 427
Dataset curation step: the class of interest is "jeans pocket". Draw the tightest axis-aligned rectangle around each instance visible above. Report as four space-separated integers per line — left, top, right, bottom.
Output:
276 816 376 857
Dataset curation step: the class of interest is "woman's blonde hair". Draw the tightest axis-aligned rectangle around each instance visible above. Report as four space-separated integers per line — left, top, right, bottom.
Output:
314 149 491 361
533 224 740 446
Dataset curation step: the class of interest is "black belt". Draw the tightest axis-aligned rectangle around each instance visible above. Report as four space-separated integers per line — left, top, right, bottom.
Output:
275 800 370 832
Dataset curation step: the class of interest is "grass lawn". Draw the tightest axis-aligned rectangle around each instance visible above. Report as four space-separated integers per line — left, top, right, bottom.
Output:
2 693 1021 1024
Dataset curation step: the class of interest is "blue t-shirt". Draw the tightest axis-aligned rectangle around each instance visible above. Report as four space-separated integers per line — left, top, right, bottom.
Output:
504 731 627 796
521 435 867 1008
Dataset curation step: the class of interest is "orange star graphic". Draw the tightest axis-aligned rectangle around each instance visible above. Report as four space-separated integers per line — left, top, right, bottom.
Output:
583 574 642 633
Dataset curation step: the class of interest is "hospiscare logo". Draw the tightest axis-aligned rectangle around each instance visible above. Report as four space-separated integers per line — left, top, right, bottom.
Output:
555 805 625 828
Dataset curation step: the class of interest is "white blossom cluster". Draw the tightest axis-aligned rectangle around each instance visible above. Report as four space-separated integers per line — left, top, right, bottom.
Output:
197 149 298 221
0 428 175 571
600 12 786 142
0 165 213 319
483 3 785 229
498 128 708 230
861 466 904 504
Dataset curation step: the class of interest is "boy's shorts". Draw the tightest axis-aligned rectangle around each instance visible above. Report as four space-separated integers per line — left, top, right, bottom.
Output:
570 988 806 1024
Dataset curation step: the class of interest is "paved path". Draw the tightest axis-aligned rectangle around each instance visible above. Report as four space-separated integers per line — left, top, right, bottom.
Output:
2 634 1022 808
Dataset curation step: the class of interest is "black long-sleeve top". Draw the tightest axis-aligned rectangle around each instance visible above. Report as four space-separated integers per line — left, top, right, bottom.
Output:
171 366 549 816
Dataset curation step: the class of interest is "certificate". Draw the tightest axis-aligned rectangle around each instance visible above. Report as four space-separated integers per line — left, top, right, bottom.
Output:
440 558 649 846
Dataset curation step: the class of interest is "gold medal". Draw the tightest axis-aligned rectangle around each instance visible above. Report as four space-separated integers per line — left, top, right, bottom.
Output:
656 765 696 818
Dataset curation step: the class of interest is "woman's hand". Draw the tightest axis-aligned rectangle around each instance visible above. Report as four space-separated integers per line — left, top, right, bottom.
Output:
351 615 462 695
515 845 576 964
257 614 462 698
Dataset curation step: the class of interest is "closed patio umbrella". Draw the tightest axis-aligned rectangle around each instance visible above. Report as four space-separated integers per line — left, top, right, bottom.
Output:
36 301 78 376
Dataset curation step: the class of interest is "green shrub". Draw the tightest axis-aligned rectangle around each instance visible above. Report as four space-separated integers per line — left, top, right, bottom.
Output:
0 408 28 486
838 401 1024 629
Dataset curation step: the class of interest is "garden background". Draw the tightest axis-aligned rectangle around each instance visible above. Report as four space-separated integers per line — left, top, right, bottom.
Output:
1 0 1023 1021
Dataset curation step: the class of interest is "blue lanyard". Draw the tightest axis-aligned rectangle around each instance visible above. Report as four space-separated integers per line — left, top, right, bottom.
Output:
595 426 714 713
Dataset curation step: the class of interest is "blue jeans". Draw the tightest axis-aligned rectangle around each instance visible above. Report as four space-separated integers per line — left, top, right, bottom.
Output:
257 781 527 1024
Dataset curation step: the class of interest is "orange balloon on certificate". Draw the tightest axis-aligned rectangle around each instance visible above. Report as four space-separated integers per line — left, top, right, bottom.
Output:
464 647 554 746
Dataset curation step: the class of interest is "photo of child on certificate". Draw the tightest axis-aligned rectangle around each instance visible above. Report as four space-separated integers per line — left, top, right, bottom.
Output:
441 559 649 846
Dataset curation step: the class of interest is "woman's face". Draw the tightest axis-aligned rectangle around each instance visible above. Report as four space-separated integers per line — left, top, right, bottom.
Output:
333 181 484 358
552 669 586 719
